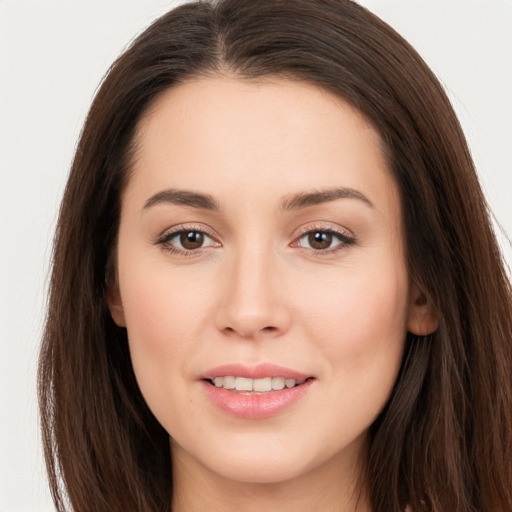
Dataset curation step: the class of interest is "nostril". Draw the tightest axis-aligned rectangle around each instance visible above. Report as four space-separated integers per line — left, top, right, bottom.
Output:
222 325 279 338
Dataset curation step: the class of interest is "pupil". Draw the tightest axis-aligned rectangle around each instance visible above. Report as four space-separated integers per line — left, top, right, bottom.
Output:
180 231 203 249
309 231 332 250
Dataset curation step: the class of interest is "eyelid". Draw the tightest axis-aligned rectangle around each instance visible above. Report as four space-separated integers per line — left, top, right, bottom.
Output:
156 223 217 241
155 223 221 255
294 222 354 238
290 222 356 254
154 222 356 257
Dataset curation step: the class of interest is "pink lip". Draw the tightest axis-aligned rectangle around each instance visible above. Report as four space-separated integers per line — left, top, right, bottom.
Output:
200 363 310 380
200 363 314 419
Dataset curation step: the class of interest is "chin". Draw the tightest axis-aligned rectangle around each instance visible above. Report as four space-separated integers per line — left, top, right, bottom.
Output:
204 452 315 485
176 430 353 486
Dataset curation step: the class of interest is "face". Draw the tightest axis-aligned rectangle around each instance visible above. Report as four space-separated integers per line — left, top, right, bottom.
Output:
109 76 435 488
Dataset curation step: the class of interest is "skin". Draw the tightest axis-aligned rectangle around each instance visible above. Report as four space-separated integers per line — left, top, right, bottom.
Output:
108 76 437 512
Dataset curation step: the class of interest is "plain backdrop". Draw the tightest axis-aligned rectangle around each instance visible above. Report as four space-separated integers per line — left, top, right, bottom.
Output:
1 1 511 510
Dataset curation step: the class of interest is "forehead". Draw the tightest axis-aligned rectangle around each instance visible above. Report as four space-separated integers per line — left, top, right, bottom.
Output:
126 75 398 216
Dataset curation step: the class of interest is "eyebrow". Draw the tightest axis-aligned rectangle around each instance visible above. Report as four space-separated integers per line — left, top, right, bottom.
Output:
281 187 374 210
143 186 373 212
143 189 220 211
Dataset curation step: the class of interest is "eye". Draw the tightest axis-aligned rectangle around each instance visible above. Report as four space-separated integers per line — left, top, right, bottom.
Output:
157 227 219 254
294 227 355 253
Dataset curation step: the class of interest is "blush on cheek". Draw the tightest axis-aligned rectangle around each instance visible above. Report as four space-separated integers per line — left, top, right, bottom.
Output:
121 272 210 387
307 277 407 349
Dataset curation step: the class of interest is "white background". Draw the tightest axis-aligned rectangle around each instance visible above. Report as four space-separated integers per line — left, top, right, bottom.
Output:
1 1 511 510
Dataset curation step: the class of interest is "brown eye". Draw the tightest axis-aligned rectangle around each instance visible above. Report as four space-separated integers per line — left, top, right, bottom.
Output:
180 231 204 250
308 231 333 250
159 228 218 253
295 228 355 253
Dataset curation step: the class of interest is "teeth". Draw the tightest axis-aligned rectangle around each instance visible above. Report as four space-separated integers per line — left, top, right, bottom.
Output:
271 376 285 390
285 378 296 388
253 377 272 392
223 375 236 389
235 377 253 391
210 376 305 392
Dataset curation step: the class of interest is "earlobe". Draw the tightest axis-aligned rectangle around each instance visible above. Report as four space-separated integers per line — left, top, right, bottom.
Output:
106 275 126 327
407 283 438 335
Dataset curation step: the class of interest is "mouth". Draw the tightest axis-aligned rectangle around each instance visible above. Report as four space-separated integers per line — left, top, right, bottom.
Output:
205 376 314 394
200 363 315 417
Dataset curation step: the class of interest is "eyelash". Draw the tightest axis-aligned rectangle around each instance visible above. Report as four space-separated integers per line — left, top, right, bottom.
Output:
156 224 356 257
156 224 219 257
293 225 356 255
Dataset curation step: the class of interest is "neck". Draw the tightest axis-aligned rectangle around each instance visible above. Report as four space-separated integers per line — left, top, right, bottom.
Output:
170 439 371 512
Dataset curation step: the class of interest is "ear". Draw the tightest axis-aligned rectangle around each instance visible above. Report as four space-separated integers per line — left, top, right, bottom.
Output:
407 282 438 335
106 273 126 327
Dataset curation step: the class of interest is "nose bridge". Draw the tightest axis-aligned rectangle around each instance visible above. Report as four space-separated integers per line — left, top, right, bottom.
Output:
216 240 289 338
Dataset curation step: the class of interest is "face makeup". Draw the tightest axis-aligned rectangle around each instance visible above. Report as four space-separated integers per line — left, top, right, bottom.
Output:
109 76 429 496
201 363 314 419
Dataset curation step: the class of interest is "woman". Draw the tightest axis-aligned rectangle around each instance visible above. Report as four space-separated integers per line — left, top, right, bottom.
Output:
38 0 512 511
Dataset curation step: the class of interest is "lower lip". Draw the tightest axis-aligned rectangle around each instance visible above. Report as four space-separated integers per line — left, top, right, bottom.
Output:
201 379 313 419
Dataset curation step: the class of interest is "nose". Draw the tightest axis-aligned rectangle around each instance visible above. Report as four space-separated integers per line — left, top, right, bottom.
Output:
214 248 291 340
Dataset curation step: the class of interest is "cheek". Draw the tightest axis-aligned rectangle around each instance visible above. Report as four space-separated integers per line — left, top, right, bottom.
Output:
298 263 409 382
120 261 210 343
293 267 409 447
117 263 214 402
118 268 217 437
304 269 406 333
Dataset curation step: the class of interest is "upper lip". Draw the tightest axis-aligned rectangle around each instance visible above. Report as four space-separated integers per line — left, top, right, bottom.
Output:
200 363 312 381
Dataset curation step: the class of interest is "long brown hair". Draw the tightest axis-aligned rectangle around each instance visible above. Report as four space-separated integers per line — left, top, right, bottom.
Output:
39 1 512 510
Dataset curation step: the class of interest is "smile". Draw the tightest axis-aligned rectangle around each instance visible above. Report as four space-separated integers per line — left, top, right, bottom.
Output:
209 376 307 393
